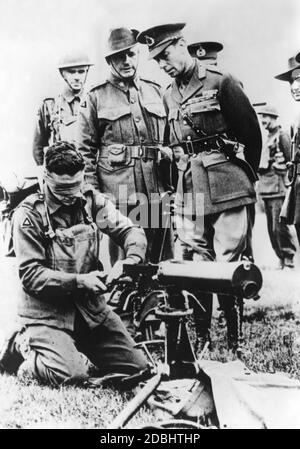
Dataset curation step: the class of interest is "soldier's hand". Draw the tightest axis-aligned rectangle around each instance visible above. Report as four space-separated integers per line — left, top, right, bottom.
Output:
274 151 285 164
76 271 107 293
172 145 185 162
160 146 173 162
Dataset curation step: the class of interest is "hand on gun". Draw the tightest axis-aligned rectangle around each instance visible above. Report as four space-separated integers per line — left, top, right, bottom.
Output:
76 270 107 293
273 151 287 172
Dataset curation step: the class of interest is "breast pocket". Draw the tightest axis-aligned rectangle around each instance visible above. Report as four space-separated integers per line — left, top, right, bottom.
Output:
188 98 226 135
98 106 134 144
143 102 166 143
98 145 134 173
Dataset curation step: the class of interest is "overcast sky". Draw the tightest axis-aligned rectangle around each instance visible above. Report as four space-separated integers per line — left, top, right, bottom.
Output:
0 0 299 173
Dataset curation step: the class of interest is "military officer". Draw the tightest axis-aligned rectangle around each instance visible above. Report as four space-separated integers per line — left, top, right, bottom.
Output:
76 27 174 265
275 54 300 245
256 104 296 268
137 23 262 352
33 51 93 165
188 41 223 66
0 142 147 386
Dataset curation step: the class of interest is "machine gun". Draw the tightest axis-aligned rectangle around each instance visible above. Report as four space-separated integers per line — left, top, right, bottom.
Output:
108 259 262 341
108 259 263 429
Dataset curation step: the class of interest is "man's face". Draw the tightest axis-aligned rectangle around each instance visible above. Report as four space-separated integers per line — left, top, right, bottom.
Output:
109 46 139 79
154 40 186 78
290 71 300 101
61 66 89 92
259 114 276 130
48 172 84 206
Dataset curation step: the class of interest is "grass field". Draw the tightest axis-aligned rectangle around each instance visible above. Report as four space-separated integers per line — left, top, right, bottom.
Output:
0 211 299 429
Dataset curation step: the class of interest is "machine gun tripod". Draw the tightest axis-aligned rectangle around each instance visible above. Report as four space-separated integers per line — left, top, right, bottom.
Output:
108 259 262 429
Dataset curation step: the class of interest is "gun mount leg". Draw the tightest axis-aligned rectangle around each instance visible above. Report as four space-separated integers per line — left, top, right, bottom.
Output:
192 292 212 354
221 296 244 353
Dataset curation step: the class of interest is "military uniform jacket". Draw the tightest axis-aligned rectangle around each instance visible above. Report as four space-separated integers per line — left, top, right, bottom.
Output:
33 87 84 165
257 126 291 199
12 185 147 330
164 60 262 215
76 75 169 204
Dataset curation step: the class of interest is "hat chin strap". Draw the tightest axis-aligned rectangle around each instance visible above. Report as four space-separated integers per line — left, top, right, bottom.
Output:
60 67 90 94
109 53 139 81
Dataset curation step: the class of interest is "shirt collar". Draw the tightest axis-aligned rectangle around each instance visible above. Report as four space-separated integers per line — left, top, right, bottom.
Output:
109 73 139 91
62 86 84 104
44 184 86 215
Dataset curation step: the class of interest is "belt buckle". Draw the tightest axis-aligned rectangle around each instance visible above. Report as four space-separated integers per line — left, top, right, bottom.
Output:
186 138 194 156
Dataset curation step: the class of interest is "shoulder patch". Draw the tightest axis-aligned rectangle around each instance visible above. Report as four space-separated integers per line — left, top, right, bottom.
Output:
21 216 34 228
80 100 87 108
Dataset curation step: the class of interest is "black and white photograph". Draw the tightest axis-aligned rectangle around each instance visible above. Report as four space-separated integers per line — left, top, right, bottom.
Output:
0 0 300 433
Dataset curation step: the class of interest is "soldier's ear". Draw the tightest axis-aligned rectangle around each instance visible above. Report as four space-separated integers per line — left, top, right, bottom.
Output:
177 37 186 47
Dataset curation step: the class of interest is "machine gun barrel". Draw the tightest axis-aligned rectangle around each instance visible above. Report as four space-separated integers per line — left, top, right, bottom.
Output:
122 260 262 300
157 260 262 299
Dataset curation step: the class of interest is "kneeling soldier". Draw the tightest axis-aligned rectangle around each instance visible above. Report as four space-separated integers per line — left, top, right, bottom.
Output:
0 142 147 386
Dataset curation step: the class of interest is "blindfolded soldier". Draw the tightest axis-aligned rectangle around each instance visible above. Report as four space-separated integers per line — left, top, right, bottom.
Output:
32 51 94 166
137 23 262 353
0 142 147 386
76 27 174 265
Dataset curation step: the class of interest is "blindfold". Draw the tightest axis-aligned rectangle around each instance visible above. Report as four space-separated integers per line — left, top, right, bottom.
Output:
44 170 84 197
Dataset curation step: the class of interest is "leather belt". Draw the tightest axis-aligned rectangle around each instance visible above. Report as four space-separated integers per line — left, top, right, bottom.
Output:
180 136 221 156
100 145 159 160
129 146 159 159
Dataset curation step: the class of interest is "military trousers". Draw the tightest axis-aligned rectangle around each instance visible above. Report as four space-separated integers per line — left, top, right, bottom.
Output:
263 197 296 265
12 308 147 387
176 205 250 349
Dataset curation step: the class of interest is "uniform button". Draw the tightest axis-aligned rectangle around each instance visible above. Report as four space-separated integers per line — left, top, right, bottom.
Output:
135 117 140 123
131 98 135 104
183 120 187 125
140 137 145 142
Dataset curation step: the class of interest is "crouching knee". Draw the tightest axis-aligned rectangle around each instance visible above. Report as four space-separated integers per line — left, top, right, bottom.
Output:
17 351 90 387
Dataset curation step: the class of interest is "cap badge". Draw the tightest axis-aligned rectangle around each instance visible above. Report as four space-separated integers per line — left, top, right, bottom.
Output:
196 47 206 58
145 35 155 47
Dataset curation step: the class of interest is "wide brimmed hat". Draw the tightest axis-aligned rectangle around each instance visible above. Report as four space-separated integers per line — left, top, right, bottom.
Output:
137 23 186 59
274 55 300 81
105 28 139 60
187 41 223 59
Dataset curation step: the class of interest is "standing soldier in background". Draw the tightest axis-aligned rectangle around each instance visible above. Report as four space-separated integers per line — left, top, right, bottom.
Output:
137 23 262 352
275 54 300 246
33 51 94 166
188 41 223 66
76 27 174 265
256 104 296 269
